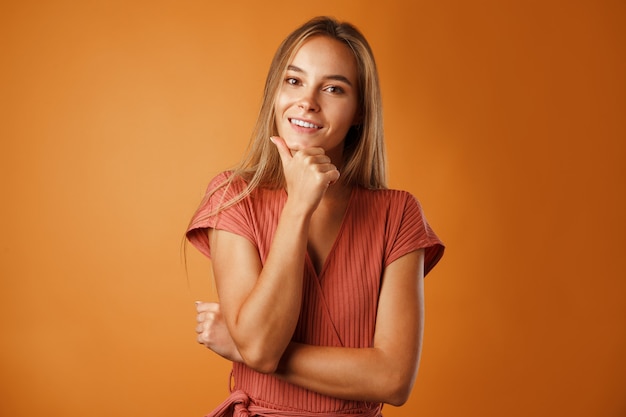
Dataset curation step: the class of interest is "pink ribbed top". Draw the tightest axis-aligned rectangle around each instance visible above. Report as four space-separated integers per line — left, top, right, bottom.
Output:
187 172 444 416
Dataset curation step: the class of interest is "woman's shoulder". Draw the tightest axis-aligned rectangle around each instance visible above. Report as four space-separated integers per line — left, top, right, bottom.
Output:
354 187 426 224
205 170 248 194
356 186 418 206
206 170 237 186
204 170 284 207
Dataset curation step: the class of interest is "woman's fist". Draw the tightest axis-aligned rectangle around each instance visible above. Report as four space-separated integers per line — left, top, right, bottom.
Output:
195 301 242 363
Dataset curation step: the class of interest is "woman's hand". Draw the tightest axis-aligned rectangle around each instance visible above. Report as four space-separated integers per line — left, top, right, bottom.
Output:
195 301 243 363
270 136 340 215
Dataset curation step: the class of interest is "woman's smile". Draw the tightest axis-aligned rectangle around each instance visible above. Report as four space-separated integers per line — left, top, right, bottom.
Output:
289 117 323 130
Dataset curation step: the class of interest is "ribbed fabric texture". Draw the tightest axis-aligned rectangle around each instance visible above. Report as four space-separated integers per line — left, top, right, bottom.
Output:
187 171 444 415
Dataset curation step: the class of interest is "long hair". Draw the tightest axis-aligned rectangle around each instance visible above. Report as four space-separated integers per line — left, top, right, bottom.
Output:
204 16 386 215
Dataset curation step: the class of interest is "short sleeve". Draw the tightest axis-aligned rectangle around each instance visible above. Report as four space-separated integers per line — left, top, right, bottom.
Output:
185 172 256 259
385 193 444 276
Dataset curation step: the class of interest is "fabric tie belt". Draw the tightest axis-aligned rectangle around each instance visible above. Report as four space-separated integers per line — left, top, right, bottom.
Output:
205 390 383 417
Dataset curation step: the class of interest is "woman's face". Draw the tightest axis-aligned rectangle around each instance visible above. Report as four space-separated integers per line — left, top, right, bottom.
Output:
274 35 359 161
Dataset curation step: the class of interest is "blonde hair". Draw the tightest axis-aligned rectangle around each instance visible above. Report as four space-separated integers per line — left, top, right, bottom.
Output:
206 16 386 214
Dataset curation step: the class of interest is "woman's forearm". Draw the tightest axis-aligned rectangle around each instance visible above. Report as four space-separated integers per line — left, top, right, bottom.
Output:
239 202 312 369
275 342 420 406
212 200 312 373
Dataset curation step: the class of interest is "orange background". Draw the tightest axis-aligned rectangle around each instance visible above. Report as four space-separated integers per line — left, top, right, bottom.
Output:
1 1 625 416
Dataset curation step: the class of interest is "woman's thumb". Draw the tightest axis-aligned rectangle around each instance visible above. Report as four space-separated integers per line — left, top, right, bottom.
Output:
270 136 292 163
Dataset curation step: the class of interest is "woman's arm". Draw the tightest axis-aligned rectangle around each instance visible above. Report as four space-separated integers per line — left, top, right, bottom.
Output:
208 214 307 374
200 137 340 374
275 249 425 406
197 249 425 406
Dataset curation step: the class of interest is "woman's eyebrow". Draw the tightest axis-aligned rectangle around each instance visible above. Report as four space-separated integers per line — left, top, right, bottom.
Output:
287 65 353 87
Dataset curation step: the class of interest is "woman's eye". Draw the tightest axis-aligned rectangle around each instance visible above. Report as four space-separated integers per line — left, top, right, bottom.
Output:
325 85 344 94
285 77 299 86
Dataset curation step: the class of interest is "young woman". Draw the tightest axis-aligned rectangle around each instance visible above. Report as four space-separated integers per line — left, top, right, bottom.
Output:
187 16 444 417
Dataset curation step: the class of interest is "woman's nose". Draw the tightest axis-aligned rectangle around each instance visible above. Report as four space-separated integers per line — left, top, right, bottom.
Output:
297 88 319 112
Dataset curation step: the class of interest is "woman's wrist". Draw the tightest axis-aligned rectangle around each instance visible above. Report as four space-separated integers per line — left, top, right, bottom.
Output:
281 198 317 220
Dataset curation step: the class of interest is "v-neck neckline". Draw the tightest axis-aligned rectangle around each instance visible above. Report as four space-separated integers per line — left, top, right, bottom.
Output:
304 186 356 279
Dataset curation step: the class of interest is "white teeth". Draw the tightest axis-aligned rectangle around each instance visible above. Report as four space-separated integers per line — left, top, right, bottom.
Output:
290 118 320 129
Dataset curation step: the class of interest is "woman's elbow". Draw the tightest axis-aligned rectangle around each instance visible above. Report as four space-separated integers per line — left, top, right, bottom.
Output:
245 357 279 374
385 384 412 407
384 385 412 407
381 371 416 406
239 346 281 374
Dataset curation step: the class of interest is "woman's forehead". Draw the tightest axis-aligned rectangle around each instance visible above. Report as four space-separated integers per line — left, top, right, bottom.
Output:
288 36 358 82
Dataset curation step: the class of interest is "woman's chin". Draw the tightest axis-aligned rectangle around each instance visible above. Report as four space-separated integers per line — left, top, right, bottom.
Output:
283 139 309 152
